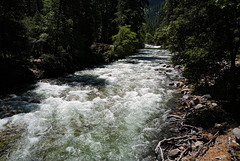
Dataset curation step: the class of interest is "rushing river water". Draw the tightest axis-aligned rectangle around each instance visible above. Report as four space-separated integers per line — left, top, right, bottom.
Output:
0 46 182 161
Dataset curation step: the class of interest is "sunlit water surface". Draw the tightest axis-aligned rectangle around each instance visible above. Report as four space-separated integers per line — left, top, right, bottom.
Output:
0 46 182 161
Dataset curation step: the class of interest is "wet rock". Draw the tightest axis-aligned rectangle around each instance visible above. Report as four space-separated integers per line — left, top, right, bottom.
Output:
3 113 12 118
169 148 180 157
233 127 240 140
166 65 171 68
194 104 203 110
177 82 184 88
11 110 17 114
202 94 212 100
169 82 174 86
166 69 172 73
193 97 201 105
183 94 191 100
175 65 182 70
189 100 195 107
181 89 190 94
156 154 163 161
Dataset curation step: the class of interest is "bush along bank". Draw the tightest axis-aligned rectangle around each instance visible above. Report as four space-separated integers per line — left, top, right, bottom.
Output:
155 68 240 161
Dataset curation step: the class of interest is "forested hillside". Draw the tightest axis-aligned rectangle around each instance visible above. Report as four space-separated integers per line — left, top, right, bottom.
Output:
0 0 148 93
145 0 165 43
153 0 240 100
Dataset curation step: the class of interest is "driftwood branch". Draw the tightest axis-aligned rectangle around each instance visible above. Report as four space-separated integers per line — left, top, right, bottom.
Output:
177 147 188 161
190 131 219 160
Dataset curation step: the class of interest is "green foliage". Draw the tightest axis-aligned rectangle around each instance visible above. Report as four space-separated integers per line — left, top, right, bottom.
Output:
145 33 153 44
114 0 148 48
0 0 150 80
153 26 168 47
146 0 166 35
153 0 240 85
105 25 138 60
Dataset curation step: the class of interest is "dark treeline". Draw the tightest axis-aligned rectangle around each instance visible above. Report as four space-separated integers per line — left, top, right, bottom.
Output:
0 0 148 93
150 0 240 102
146 0 165 35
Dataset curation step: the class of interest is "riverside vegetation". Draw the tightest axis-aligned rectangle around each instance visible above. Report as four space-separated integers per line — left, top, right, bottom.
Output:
0 0 148 94
1 0 240 160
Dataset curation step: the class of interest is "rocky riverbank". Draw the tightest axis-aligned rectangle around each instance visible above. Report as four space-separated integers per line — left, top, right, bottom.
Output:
155 76 240 160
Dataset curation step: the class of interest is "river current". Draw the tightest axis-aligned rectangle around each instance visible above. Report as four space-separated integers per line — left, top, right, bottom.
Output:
0 45 182 160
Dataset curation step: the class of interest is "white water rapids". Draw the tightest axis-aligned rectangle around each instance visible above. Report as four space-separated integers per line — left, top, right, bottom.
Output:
0 46 182 161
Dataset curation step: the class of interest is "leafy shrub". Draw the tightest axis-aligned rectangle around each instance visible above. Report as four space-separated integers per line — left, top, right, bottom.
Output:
105 25 138 60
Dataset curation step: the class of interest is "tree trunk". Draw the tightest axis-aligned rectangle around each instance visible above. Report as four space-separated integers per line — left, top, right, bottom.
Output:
36 0 41 12
55 0 62 56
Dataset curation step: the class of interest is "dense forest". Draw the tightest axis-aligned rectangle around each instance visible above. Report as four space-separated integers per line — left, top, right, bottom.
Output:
146 0 165 36
150 0 240 101
0 0 148 93
1 0 240 100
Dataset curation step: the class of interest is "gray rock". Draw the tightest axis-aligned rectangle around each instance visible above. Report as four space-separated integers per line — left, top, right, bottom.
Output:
194 141 203 147
177 82 184 88
183 95 190 100
169 148 180 157
192 141 203 150
202 94 212 100
194 104 203 110
212 102 218 107
189 100 195 107
166 69 172 73
193 97 201 104
181 89 190 94
233 127 240 140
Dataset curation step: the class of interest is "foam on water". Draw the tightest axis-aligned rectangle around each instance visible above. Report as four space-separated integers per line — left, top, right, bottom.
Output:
0 47 182 161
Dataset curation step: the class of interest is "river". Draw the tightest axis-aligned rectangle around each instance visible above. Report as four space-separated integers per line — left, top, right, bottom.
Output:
0 45 182 161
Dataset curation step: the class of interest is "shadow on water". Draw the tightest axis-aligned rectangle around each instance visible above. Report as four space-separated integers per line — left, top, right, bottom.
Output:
0 83 41 119
57 75 109 87
130 56 168 61
0 74 109 119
